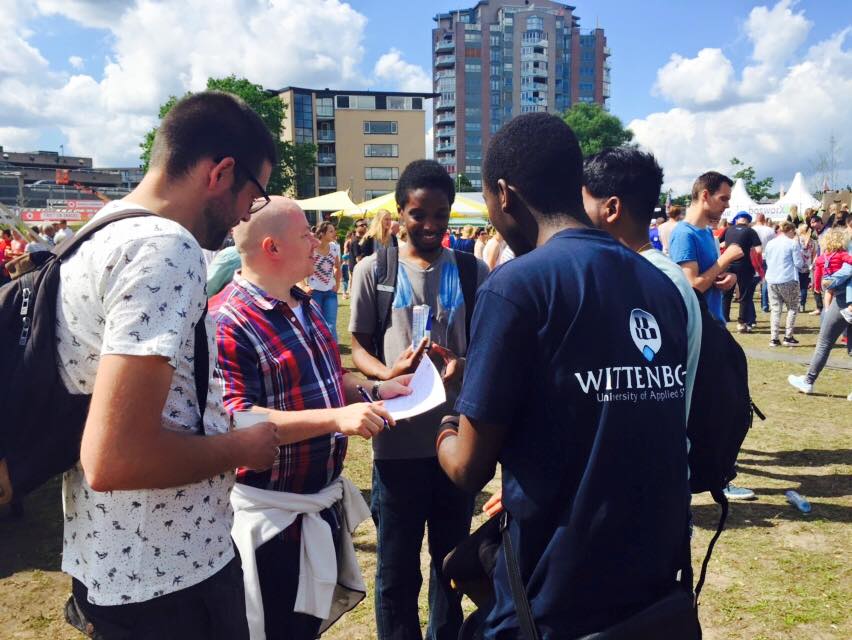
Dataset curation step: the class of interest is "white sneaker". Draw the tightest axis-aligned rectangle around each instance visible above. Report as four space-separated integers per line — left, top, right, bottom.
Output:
840 307 852 324
788 374 813 395
847 391 852 402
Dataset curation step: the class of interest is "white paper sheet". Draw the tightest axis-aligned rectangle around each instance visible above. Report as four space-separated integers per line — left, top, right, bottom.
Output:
383 356 446 421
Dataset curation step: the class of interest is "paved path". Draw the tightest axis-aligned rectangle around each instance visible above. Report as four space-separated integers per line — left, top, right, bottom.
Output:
744 347 852 371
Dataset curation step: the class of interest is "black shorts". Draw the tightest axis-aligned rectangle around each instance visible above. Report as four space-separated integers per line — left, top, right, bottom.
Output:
65 553 249 640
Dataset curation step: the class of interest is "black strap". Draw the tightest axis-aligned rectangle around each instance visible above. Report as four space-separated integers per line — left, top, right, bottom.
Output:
373 245 398 362
694 488 729 605
500 512 541 640
54 210 157 262
454 249 478 343
193 308 209 433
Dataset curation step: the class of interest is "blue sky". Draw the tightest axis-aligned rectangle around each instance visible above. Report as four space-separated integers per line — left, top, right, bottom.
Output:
2 0 850 191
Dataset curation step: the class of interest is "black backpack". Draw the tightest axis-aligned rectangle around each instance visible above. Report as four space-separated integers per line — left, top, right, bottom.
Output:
688 289 765 602
0 211 209 506
372 245 479 362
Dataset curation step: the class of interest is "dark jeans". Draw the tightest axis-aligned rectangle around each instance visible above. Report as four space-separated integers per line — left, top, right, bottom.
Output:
255 515 342 640
372 457 474 640
724 269 757 325
66 554 249 640
814 290 824 311
760 277 769 312
798 271 810 310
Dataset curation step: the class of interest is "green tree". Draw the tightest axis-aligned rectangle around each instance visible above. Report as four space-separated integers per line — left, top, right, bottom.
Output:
456 173 475 192
730 157 774 201
139 75 316 196
562 103 634 157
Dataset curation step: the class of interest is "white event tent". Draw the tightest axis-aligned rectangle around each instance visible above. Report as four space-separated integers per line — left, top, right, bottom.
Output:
776 172 821 213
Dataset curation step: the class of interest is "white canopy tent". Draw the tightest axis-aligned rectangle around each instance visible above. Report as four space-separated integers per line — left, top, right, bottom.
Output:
728 178 758 212
776 172 820 214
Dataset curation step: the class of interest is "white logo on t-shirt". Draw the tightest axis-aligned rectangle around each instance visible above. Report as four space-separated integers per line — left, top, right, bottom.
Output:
630 309 661 362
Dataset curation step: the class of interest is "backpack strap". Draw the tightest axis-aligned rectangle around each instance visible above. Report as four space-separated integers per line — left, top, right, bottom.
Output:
694 487 729 606
500 512 541 640
373 245 399 363
453 249 478 343
53 210 157 262
193 308 209 433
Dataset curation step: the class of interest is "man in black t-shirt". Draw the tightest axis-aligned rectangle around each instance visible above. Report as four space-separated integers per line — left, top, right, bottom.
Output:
722 211 763 331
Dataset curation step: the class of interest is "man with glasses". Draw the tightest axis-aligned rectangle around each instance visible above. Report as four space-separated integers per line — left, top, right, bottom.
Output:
59 91 280 639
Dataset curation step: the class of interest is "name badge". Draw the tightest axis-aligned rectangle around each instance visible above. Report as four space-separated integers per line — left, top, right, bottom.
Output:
377 284 395 292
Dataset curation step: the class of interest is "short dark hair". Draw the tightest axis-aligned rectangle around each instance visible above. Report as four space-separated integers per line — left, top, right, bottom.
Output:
691 171 733 201
583 147 664 224
395 159 455 209
484 113 584 218
150 91 278 188
1 229 11 239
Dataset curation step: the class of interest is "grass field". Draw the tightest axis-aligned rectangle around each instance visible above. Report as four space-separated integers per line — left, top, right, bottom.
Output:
1 297 849 639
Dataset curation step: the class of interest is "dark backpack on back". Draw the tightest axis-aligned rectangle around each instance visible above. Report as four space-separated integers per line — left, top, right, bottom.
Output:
372 245 478 362
688 289 765 602
0 211 209 506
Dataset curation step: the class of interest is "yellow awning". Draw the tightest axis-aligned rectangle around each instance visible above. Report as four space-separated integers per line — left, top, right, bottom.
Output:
332 192 488 219
296 190 358 211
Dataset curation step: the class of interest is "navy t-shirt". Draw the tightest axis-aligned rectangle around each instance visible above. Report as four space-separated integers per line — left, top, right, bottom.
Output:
456 228 691 639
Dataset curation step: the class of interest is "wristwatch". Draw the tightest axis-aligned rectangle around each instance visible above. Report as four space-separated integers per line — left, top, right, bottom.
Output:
371 381 382 401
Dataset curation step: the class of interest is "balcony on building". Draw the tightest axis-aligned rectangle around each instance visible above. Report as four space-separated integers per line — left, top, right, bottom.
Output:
522 31 548 46
436 126 455 138
435 39 455 53
436 155 455 165
318 176 337 189
435 55 456 68
435 141 456 152
436 98 456 111
436 112 456 124
317 129 335 142
434 70 455 82
317 153 336 166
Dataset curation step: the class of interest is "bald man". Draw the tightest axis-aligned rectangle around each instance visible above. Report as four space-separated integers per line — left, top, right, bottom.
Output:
211 197 412 639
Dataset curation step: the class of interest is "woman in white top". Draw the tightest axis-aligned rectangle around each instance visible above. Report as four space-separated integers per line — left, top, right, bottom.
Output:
483 230 506 271
473 227 489 260
307 221 342 341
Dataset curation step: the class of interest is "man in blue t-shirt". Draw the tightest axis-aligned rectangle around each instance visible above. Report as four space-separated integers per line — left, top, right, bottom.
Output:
668 172 743 326
436 114 694 639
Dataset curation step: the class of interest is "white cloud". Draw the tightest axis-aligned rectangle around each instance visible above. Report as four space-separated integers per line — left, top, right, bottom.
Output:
68 55 84 69
630 2 851 194
373 49 432 93
425 126 434 159
0 0 430 166
654 48 736 109
0 126 39 150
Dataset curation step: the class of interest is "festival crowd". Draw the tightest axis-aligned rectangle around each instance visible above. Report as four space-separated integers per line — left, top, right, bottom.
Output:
2 91 851 640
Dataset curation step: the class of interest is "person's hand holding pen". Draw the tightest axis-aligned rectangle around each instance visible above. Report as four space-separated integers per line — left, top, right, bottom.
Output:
342 374 414 438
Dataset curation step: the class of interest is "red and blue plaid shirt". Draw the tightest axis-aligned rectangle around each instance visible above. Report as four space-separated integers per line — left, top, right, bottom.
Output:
213 273 347 494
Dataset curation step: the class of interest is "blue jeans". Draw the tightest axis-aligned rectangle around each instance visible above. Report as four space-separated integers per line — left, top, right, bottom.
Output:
760 278 769 312
312 289 338 342
372 458 474 640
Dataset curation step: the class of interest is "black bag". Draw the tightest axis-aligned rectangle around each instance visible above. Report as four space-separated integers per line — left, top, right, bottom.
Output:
372 245 478 362
0 211 210 506
449 513 701 640
687 289 765 601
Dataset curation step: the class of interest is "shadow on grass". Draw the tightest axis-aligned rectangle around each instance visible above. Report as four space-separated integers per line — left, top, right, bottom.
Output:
0 476 64 578
692 499 852 529
739 448 852 467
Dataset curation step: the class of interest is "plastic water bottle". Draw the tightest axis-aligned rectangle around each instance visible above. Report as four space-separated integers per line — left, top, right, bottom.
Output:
785 490 811 514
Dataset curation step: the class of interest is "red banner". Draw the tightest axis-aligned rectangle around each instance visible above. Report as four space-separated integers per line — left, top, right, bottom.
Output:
19 202 103 222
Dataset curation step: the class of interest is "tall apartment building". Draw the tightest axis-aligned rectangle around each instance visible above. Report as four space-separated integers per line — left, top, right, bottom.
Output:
275 87 436 201
432 0 610 188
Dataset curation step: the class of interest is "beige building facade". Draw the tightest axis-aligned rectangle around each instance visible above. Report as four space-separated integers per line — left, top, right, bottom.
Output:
276 87 436 202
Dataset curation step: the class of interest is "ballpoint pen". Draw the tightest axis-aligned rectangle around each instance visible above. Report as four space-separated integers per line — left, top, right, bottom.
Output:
356 384 390 430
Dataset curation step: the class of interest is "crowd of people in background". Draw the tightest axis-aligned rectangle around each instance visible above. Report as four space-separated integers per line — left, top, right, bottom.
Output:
2 91 851 640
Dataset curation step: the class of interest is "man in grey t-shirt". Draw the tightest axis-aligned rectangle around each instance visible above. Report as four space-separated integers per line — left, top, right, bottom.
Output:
349 160 487 640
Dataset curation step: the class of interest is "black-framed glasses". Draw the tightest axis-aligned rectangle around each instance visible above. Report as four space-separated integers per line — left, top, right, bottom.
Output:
216 156 270 214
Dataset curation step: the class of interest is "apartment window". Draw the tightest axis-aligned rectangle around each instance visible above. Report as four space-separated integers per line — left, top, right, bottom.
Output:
465 106 481 117
365 190 390 199
294 93 313 144
365 167 399 180
465 61 481 72
363 121 398 135
464 32 482 43
465 165 481 173
316 97 333 118
336 94 376 109
387 96 423 110
490 79 501 91
364 144 399 157
526 16 543 30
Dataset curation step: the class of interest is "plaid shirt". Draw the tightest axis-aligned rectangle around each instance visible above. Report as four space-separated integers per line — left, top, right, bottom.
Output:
213 273 347 494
